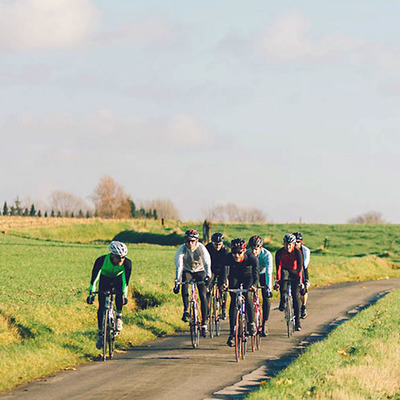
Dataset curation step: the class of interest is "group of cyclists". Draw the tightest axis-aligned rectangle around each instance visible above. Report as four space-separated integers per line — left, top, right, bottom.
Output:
173 229 311 346
86 229 310 350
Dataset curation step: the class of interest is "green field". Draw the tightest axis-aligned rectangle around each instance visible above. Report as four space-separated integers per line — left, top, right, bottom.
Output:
0 218 399 392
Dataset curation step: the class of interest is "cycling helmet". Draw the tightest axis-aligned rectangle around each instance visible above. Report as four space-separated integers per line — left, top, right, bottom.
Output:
248 235 263 248
211 232 224 243
184 229 199 240
231 238 246 253
109 241 128 257
283 234 296 244
293 232 303 241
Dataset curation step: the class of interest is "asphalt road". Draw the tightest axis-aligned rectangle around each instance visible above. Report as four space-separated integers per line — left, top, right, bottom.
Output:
3 278 400 400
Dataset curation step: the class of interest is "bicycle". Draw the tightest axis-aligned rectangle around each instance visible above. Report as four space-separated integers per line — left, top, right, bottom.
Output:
93 290 119 361
251 287 264 351
181 281 201 348
208 281 222 338
229 285 249 362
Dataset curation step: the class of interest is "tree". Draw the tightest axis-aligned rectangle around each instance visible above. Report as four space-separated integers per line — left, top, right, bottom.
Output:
92 176 131 218
348 211 386 224
29 204 36 217
3 202 9 216
143 198 180 220
50 190 91 216
128 198 136 218
204 203 267 223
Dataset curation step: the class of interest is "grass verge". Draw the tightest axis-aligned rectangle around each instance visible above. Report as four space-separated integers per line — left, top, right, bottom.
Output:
247 288 400 400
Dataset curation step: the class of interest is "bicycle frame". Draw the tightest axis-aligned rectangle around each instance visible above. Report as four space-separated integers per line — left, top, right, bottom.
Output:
208 281 222 338
251 288 263 351
283 279 295 338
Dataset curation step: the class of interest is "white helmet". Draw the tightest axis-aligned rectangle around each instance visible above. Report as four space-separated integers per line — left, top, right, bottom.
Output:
109 241 128 257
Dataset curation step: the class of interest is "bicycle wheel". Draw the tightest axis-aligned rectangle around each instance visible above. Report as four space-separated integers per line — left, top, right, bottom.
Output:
241 314 247 360
209 292 215 338
190 302 200 348
234 310 241 362
256 310 262 350
285 294 294 338
215 297 221 337
102 309 109 361
108 317 115 360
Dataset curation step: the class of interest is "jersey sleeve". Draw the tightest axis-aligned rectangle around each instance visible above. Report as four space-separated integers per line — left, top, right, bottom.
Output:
89 255 105 294
199 243 212 278
275 249 282 281
122 258 132 297
174 245 185 282
266 250 273 290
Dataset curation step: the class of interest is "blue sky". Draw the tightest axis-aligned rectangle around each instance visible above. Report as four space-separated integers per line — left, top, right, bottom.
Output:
1 1 400 222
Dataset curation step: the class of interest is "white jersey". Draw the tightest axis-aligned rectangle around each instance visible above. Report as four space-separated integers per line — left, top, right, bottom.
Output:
175 242 211 282
301 245 310 269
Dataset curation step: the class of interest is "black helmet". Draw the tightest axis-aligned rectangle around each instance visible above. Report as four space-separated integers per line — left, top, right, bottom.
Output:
248 235 263 248
211 232 224 243
293 232 303 241
185 229 199 240
283 234 296 244
231 238 246 253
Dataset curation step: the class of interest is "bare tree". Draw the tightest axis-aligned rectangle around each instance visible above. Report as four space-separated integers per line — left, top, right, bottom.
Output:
92 176 131 218
348 211 386 224
142 198 180 220
50 190 91 216
204 203 266 223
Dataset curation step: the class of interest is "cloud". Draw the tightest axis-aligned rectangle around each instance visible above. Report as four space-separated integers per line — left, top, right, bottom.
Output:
260 12 400 68
0 0 99 51
94 16 176 46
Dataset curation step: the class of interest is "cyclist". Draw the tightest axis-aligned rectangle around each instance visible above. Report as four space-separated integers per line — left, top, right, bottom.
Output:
205 232 229 319
248 235 273 336
174 229 211 337
274 234 303 331
223 238 259 347
87 241 132 349
293 232 311 319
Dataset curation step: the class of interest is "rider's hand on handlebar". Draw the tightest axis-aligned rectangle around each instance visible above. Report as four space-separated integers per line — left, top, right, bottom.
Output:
249 285 257 292
221 283 228 291
273 282 280 291
173 282 180 294
86 291 95 304
267 288 273 298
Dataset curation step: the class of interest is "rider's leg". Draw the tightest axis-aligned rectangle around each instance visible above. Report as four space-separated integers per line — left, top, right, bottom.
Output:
181 271 191 321
195 272 208 326
291 275 301 328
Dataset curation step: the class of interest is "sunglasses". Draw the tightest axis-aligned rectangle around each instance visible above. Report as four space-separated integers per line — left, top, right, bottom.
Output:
232 250 244 255
114 255 125 261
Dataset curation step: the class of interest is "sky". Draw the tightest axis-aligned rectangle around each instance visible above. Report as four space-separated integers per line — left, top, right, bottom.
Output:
1 0 400 223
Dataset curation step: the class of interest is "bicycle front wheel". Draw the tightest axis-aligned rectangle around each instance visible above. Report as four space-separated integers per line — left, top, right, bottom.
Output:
209 293 215 338
241 314 247 360
108 317 115 360
102 310 109 361
190 302 200 348
215 298 221 337
285 295 294 338
234 310 241 362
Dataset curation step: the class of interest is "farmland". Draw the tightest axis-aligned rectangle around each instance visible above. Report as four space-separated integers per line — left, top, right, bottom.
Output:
0 217 399 391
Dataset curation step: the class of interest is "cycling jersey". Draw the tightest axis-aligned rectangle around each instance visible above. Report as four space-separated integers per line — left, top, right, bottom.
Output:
224 252 259 288
89 254 132 297
247 247 273 290
300 245 310 281
275 247 303 282
175 242 211 282
205 242 229 276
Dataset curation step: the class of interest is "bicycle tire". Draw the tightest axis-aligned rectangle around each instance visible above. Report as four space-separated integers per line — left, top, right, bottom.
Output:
209 292 215 338
215 298 221 337
108 316 115 360
234 310 241 362
190 302 200 348
256 310 262 350
241 313 247 360
285 294 294 338
102 309 109 361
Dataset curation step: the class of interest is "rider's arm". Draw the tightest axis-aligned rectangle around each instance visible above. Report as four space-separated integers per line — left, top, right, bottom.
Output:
302 246 311 270
275 249 282 282
266 249 273 291
199 243 212 278
174 245 185 283
251 254 260 288
122 258 133 297
295 248 304 283
89 255 106 293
